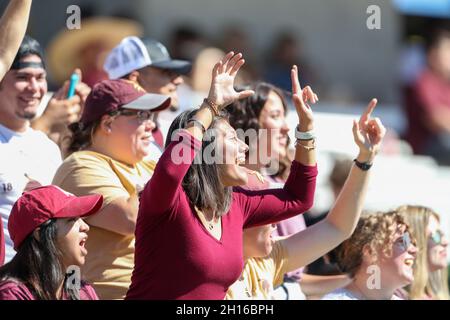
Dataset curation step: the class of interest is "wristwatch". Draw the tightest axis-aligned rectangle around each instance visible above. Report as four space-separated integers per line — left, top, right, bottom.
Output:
353 158 373 171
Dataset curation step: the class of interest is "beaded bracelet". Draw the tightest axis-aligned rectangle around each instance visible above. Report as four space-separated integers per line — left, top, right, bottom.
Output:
203 98 220 117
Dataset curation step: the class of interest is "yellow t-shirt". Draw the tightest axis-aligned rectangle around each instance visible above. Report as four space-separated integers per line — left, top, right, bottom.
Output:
226 241 289 300
52 150 155 300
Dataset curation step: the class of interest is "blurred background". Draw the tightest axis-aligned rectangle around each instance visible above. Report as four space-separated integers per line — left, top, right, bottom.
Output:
1 0 450 253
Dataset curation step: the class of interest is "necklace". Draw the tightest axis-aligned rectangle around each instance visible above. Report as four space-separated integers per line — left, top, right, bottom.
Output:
194 206 218 231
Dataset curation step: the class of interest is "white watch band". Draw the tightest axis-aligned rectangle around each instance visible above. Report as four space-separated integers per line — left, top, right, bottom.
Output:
295 126 315 140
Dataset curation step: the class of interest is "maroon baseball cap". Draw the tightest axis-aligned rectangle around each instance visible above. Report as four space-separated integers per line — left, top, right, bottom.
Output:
80 79 171 125
8 185 103 250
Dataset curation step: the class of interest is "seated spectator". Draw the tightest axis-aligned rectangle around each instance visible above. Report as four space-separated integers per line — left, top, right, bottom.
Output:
104 36 191 157
126 53 317 300
0 0 33 267
226 98 385 299
397 205 449 300
323 211 418 300
52 79 170 299
0 35 63 264
405 22 450 165
0 185 102 300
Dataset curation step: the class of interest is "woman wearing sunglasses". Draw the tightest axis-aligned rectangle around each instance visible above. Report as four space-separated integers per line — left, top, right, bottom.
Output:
322 211 418 300
397 205 449 300
52 79 171 299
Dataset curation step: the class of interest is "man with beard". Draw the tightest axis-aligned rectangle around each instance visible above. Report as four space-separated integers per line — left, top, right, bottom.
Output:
0 0 33 267
0 36 62 264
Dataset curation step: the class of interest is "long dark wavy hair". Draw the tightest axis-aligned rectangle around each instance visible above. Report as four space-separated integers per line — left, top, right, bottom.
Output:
0 219 80 300
227 82 291 180
165 109 233 217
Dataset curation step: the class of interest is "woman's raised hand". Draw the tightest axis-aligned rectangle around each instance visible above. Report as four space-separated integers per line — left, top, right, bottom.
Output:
207 52 255 110
352 98 386 161
291 65 318 132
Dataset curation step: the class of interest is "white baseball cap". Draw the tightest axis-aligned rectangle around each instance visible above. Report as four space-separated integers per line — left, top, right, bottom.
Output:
104 36 192 80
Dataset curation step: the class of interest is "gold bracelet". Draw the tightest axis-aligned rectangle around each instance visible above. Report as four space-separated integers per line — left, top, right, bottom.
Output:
295 138 316 151
203 98 220 117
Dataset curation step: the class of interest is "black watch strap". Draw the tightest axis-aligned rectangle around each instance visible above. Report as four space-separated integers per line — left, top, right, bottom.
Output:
353 158 373 171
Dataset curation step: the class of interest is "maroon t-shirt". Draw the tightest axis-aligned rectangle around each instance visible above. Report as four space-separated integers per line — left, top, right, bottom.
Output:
126 130 317 300
0 280 99 300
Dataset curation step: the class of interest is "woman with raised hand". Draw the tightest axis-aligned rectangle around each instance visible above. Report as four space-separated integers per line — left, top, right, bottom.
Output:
126 52 318 300
226 77 351 298
226 99 386 299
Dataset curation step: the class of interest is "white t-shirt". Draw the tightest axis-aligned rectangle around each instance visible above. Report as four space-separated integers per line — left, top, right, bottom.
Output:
0 123 62 263
322 288 403 300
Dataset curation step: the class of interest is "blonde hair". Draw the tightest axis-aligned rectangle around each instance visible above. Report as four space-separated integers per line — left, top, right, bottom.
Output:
397 205 450 300
335 211 411 277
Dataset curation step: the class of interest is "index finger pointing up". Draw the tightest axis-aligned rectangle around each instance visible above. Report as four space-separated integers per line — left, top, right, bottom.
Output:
291 65 302 95
359 98 378 125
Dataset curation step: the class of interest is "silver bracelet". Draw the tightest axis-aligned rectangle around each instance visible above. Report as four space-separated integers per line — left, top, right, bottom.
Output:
295 125 315 140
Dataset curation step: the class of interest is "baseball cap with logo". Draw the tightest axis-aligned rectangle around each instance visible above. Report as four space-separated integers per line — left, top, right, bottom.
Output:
103 36 192 79
8 185 103 250
79 78 171 125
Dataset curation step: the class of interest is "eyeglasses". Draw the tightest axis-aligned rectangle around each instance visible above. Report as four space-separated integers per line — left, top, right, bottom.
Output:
111 109 157 124
429 230 445 245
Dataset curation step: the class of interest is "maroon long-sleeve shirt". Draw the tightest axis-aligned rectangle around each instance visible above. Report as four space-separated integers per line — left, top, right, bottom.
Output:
126 130 317 300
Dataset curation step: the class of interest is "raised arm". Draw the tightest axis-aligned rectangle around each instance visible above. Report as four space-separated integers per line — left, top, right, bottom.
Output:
282 98 386 272
140 52 253 214
240 67 319 228
0 0 33 80
291 65 317 167
185 51 254 140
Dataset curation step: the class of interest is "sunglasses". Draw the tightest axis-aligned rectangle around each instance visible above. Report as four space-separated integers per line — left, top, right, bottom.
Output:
429 230 445 245
395 231 414 251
